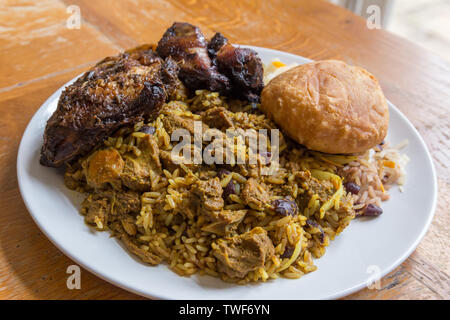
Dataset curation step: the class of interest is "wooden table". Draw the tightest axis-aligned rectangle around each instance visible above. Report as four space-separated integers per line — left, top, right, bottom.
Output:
0 0 448 300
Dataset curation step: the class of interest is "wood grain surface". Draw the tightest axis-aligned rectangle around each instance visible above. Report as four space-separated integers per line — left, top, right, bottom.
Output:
0 0 448 300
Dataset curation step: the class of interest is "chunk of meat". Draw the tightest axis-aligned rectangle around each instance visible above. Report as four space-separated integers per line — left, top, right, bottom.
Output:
201 107 234 130
121 135 161 191
201 209 246 236
241 178 270 210
40 45 179 167
81 189 140 227
207 32 264 102
294 171 334 212
216 43 264 102
160 149 198 172
84 148 124 190
207 32 228 66
162 113 196 136
81 194 111 227
156 22 230 94
191 177 246 235
116 225 162 265
114 191 141 215
212 227 275 278
120 216 137 236
160 150 179 172
191 178 224 218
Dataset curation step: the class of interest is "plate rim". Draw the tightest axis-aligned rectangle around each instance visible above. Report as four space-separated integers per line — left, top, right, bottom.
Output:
17 45 438 300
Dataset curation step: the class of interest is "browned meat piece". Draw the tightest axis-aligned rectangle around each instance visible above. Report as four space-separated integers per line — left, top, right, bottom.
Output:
81 189 140 227
156 22 230 94
40 45 179 167
120 216 137 236
201 209 246 236
191 177 246 235
160 150 179 172
241 178 270 210
81 194 111 227
215 42 264 102
201 107 234 130
294 171 334 212
161 112 213 143
191 178 224 218
207 32 228 66
212 227 275 278
121 134 161 191
114 191 141 215
115 225 162 265
84 148 124 190
160 149 198 172
207 32 264 102
162 113 196 136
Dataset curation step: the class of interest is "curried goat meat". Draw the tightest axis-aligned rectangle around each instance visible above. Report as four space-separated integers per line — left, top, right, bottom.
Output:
212 227 275 278
191 178 246 235
40 45 179 167
191 178 224 218
241 178 270 210
121 134 161 192
201 107 234 130
201 209 246 236
81 189 140 227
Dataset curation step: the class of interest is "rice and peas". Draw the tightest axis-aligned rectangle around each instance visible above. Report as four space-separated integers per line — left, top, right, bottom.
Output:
64 60 408 283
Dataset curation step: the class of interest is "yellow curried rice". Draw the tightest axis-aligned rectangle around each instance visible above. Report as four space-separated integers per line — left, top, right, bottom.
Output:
65 82 407 283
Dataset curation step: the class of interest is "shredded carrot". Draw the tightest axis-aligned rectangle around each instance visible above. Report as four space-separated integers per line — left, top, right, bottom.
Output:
272 60 286 68
380 183 385 193
383 160 396 168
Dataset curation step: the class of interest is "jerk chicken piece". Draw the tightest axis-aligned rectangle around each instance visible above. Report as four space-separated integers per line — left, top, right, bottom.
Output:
40 45 179 167
209 32 264 102
156 22 230 94
207 32 228 67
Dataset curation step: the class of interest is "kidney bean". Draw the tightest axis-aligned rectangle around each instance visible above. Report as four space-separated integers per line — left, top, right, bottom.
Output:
272 199 298 216
306 219 325 244
363 204 383 216
139 125 155 135
223 180 236 198
281 246 295 259
344 182 360 195
260 151 271 165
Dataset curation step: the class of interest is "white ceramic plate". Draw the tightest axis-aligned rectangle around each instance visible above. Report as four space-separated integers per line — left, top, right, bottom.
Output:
17 46 437 300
